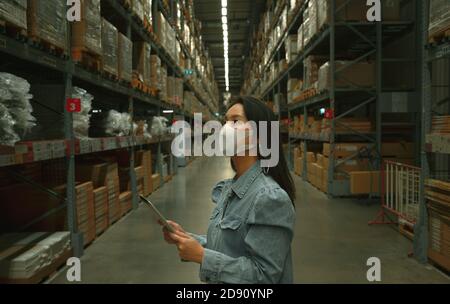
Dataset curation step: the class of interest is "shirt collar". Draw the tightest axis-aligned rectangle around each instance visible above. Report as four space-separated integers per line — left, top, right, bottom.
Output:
231 160 262 199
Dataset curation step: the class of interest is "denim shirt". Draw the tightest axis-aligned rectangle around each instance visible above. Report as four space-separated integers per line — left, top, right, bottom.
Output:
191 161 296 284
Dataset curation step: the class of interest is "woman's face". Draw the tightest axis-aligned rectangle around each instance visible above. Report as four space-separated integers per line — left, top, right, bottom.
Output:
225 103 248 124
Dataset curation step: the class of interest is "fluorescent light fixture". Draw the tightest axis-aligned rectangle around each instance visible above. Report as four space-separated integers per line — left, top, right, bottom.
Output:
163 110 174 114
221 1 229 92
320 108 326 115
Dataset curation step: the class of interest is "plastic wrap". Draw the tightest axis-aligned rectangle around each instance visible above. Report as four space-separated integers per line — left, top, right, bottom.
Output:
134 121 152 139
156 12 167 48
429 0 450 36
105 110 133 136
303 0 317 47
297 23 304 54
159 65 168 102
27 0 67 50
101 18 119 77
150 117 169 137
0 0 27 30
304 56 327 89
167 76 175 104
285 35 297 63
132 0 144 23
318 61 375 92
143 0 153 24
71 0 102 55
0 72 36 146
118 33 133 83
72 87 93 138
150 55 162 90
133 42 151 84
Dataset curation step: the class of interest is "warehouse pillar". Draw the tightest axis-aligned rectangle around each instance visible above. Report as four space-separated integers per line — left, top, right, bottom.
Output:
64 72 83 258
415 0 430 264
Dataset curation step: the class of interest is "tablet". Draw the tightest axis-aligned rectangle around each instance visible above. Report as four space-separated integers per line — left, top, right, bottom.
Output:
139 195 175 233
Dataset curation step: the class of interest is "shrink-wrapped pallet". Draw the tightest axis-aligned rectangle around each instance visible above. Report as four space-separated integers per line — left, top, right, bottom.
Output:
71 0 102 56
101 18 119 77
118 33 133 83
27 0 67 51
0 0 27 30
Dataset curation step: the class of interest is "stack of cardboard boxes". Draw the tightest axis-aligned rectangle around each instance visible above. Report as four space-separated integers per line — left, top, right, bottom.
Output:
93 186 108 236
293 141 414 196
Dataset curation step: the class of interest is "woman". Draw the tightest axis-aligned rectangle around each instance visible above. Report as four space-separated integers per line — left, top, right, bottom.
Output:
161 96 296 284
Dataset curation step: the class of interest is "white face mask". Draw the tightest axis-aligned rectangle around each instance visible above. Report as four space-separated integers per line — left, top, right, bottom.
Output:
219 121 258 156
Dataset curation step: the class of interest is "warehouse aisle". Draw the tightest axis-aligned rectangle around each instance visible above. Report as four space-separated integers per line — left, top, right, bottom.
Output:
51 158 449 284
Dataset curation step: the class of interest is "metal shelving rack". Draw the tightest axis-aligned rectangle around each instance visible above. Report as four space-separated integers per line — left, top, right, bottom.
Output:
416 0 450 264
0 0 215 257
245 0 418 197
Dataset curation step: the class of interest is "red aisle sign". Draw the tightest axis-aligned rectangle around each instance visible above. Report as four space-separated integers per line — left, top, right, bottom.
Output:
324 109 334 119
66 98 81 113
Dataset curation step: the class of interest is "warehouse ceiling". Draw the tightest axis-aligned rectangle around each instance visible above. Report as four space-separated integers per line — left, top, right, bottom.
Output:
194 0 266 96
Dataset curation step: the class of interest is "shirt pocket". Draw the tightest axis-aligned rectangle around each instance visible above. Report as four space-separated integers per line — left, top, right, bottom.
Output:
219 215 242 231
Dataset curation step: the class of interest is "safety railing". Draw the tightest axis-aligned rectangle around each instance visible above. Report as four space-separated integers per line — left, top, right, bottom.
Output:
369 160 420 228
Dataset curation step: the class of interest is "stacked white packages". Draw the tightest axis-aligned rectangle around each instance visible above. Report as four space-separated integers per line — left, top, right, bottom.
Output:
105 110 137 136
0 73 36 146
0 232 71 280
150 116 170 136
72 87 93 138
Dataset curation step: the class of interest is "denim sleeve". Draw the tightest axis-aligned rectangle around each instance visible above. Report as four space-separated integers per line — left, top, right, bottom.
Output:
189 233 207 247
199 188 295 284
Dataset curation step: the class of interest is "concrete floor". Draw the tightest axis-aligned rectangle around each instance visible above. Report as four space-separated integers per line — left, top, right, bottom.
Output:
51 157 450 284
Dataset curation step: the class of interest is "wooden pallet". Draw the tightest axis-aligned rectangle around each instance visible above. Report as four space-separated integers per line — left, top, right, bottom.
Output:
132 77 148 93
0 248 72 284
102 70 119 82
28 36 68 59
72 47 102 72
293 88 318 104
0 19 27 41
429 25 450 44
148 86 159 97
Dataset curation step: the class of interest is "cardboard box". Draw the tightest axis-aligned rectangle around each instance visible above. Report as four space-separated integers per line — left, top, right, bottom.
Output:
152 173 161 190
75 162 108 188
71 0 102 56
133 41 151 85
318 61 375 92
27 0 68 50
381 142 414 158
101 18 118 77
323 143 371 158
350 171 380 195
306 152 316 163
316 154 324 167
0 0 27 30
118 32 132 83
294 157 303 176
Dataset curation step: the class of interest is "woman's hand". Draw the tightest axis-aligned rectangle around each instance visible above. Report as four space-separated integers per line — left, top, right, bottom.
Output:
169 230 205 264
160 220 185 244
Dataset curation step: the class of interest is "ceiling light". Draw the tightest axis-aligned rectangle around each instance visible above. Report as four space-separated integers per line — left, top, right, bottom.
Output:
222 16 227 24
222 7 227 16
163 110 174 114
221 0 227 8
